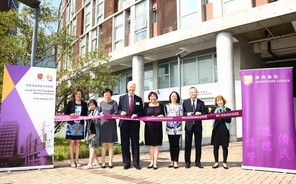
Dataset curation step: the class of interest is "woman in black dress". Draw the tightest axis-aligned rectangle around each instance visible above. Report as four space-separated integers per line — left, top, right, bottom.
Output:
209 95 231 169
144 91 164 170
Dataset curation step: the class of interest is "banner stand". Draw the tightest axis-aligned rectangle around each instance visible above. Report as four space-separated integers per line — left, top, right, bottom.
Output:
240 67 296 173
0 165 54 172
0 65 56 171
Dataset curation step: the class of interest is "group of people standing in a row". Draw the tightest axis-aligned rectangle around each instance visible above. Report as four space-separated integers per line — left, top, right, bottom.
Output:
65 81 232 170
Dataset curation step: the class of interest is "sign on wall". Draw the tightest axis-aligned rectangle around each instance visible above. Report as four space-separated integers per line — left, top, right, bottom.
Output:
240 67 296 173
0 65 56 171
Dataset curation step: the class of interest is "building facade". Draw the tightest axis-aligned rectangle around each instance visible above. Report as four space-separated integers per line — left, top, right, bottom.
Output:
0 0 18 11
0 121 19 167
58 0 296 144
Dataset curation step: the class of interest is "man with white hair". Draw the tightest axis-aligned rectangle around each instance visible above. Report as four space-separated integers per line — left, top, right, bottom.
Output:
118 81 144 170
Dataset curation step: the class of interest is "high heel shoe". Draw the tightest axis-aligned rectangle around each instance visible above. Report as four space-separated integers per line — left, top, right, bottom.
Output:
147 164 153 169
84 164 93 169
173 162 178 169
70 162 76 168
153 166 158 170
76 162 81 167
212 162 219 169
222 163 229 169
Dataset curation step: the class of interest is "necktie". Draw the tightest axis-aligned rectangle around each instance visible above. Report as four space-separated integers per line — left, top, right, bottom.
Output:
192 100 196 112
129 95 133 115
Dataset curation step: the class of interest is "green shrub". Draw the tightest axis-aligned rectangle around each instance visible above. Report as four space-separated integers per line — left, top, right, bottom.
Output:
54 138 121 161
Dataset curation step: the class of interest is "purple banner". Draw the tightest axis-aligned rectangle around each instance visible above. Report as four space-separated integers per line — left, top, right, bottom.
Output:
55 110 242 122
0 65 56 171
241 67 296 172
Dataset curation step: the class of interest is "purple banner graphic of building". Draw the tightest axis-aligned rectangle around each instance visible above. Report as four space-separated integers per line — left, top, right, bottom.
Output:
0 65 56 171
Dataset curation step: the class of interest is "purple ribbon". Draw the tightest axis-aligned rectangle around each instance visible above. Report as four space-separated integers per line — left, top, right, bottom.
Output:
55 110 242 122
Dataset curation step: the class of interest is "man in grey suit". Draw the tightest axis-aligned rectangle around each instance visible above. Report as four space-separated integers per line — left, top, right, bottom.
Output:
182 87 205 169
118 81 144 170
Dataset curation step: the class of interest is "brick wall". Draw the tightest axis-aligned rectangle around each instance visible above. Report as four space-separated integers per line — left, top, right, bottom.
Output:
157 0 177 35
101 19 113 52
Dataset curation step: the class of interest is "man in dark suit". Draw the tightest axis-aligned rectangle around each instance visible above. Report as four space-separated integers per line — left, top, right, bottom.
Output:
182 87 205 169
118 81 144 170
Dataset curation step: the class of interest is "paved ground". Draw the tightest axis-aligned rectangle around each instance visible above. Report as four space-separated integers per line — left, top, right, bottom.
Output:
0 141 295 184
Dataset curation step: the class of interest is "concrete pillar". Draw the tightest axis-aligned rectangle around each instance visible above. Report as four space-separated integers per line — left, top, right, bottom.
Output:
132 55 144 99
216 32 237 141
152 61 158 90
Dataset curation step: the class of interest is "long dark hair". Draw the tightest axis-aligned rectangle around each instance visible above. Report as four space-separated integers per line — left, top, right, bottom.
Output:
169 91 180 103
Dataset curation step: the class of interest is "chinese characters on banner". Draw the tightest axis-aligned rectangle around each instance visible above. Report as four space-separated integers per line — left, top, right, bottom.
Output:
241 67 296 173
0 65 56 171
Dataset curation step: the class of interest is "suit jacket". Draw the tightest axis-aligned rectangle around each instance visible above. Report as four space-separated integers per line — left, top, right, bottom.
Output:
182 98 205 131
118 94 144 126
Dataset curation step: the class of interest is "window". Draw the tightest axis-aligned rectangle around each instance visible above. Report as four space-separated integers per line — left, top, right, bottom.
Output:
223 0 247 14
72 18 76 35
122 0 133 9
183 58 197 86
80 36 86 55
85 3 91 32
158 64 170 89
144 67 153 90
91 29 97 50
198 55 214 84
214 55 217 82
135 0 147 42
179 0 199 28
97 0 103 24
67 24 71 35
70 0 76 17
158 51 217 88
66 5 70 23
114 13 124 50
113 72 132 94
170 62 178 87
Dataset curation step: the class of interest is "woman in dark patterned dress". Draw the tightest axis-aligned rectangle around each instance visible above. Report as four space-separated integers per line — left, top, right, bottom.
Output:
65 89 88 167
144 91 164 170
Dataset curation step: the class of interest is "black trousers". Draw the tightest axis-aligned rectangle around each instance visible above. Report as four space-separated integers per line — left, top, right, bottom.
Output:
184 123 202 164
168 135 181 162
120 121 140 166
213 145 228 163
